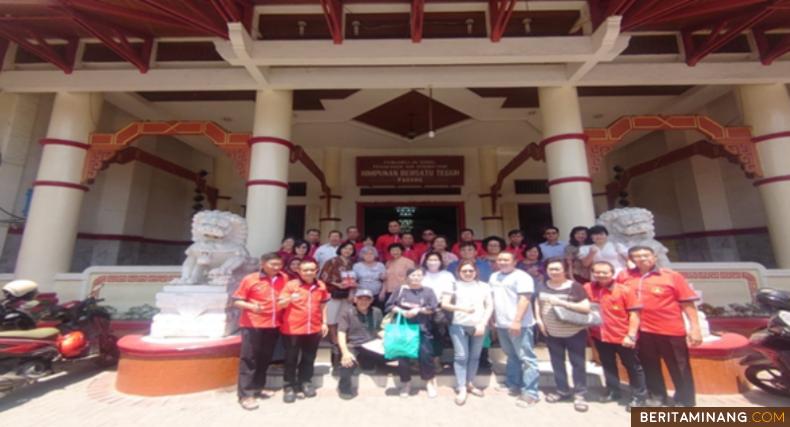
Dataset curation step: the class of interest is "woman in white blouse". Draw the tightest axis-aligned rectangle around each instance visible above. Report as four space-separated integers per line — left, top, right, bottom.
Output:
578 225 629 275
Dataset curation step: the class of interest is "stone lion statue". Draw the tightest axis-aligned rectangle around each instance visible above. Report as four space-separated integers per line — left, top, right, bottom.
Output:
171 210 252 286
596 207 671 267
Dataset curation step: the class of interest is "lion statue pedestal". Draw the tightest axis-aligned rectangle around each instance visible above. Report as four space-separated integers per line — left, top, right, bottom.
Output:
148 210 257 339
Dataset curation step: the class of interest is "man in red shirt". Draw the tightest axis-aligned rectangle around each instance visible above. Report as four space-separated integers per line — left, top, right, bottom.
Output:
400 232 421 263
278 259 330 403
450 228 485 258
584 261 646 412
412 228 436 260
232 252 289 410
375 220 401 261
617 246 702 407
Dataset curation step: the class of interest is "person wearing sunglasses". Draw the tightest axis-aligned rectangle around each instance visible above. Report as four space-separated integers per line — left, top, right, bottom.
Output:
441 260 494 406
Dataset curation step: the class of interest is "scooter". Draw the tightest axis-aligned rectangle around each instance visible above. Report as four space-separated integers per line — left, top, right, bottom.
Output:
740 288 790 397
0 280 119 398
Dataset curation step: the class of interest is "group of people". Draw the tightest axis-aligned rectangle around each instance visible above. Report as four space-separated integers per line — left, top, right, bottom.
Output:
232 221 702 413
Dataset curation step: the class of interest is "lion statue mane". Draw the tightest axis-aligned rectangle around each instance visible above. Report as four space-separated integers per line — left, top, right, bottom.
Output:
171 210 255 286
596 207 671 267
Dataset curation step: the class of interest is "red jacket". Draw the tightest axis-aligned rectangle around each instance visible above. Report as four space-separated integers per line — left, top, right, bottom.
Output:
280 279 330 335
233 272 289 329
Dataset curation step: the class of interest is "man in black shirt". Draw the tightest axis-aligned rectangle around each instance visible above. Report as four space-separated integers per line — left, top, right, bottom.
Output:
337 288 385 399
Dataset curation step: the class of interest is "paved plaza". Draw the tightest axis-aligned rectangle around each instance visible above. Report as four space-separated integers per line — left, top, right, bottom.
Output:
1 361 788 427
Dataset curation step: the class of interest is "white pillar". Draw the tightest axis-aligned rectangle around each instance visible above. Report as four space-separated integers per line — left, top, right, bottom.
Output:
246 89 293 257
478 146 504 237
538 86 596 235
15 92 103 288
319 147 342 237
739 84 790 268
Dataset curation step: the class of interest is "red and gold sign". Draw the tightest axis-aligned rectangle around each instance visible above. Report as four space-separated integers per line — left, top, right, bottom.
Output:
356 156 464 187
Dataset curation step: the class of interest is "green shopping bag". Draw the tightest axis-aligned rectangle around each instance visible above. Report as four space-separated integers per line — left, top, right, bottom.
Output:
383 312 420 360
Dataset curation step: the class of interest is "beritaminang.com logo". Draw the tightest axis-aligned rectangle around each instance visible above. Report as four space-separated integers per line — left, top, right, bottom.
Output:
633 408 786 426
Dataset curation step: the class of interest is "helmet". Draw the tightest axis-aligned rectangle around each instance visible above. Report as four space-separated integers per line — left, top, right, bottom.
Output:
2 280 38 299
756 288 790 311
57 331 87 357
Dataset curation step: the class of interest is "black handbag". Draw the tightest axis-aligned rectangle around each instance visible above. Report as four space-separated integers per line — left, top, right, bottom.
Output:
433 282 457 326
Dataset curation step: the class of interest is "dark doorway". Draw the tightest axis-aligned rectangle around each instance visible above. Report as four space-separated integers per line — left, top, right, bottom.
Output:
358 202 464 243
285 205 306 239
518 203 553 244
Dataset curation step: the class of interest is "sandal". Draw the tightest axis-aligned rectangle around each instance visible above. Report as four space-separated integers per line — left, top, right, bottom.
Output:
573 398 589 413
545 392 572 403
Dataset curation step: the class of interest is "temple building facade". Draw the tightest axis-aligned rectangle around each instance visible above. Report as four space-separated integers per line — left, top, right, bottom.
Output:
0 0 789 294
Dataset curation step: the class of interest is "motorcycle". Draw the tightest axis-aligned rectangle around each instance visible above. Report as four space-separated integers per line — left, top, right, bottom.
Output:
740 288 790 397
0 280 119 398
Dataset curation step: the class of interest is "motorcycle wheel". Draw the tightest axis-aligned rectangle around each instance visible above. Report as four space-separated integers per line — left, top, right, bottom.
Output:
745 364 790 397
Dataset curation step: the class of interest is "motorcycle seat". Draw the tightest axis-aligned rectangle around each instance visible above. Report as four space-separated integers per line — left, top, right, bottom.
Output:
0 327 59 339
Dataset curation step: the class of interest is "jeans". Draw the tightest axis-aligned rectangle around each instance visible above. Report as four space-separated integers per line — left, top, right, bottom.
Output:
638 331 696 406
397 330 435 383
449 324 485 390
545 329 588 398
237 327 279 398
282 333 322 390
593 338 647 400
496 326 540 399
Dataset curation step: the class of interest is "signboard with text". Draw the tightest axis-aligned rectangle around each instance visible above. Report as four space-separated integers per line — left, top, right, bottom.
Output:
356 156 464 187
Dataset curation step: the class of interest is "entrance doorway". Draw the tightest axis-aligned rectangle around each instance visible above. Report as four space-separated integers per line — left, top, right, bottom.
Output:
357 202 465 243
518 203 553 244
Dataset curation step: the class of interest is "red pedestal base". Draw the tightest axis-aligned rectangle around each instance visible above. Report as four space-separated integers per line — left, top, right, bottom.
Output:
115 334 241 396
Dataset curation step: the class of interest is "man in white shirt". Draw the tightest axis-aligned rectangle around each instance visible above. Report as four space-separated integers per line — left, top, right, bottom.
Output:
314 230 343 269
489 251 540 408
538 226 567 260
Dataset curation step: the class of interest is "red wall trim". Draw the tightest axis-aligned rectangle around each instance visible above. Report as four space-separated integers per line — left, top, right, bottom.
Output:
546 176 593 187
751 131 790 144
319 217 342 222
39 138 90 150
246 179 289 189
481 216 504 221
248 136 294 150
539 133 588 148
656 227 769 241
754 174 790 187
33 180 89 192
8 227 191 246
319 195 342 200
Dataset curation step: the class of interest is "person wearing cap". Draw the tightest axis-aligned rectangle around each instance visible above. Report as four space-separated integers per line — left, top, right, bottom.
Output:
617 246 702 407
232 252 289 410
336 288 385 399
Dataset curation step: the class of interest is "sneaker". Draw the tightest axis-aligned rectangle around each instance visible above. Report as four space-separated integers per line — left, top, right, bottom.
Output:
454 388 467 406
625 398 645 413
600 391 622 403
283 387 296 404
338 391 356 400
426 379 438 399
515 394 539 408
399 382 412 398
466 385 484 397
302 383 317 398
239 397 259 410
